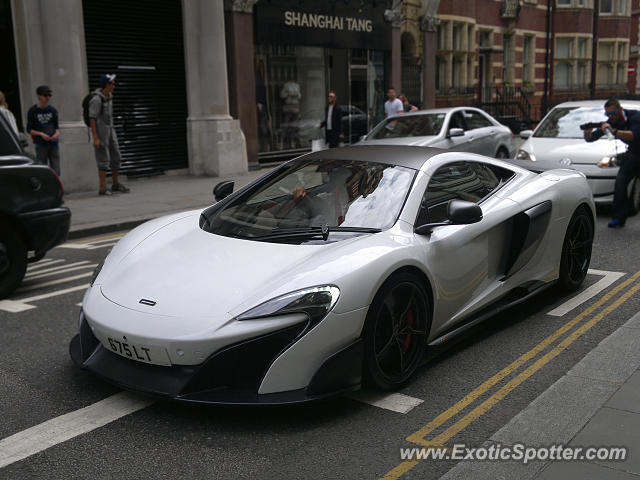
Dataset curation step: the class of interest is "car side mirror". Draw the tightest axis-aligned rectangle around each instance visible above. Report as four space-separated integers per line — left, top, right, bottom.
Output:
447 128 465 138
520 129 533 139
415 199 483 235
213 180 234 201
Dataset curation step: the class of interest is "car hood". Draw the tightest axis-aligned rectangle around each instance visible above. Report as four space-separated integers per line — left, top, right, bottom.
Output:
359 136 438 147
98 214 373 318
524 137 626 167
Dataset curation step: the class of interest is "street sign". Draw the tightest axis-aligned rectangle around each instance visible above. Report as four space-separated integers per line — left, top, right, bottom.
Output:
629 64 636 75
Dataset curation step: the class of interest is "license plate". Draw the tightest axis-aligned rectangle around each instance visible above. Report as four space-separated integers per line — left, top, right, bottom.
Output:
105 336 171 366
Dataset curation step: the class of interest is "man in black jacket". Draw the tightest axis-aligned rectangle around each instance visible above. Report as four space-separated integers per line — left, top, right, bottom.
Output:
320 90 343 148
584 97 640 228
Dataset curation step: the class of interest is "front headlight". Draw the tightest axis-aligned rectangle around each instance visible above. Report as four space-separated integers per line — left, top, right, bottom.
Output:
516 149 536 162
237 285 340 326
597 156 618 168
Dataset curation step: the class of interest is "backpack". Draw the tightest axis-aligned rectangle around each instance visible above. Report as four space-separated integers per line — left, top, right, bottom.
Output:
81 92 103 127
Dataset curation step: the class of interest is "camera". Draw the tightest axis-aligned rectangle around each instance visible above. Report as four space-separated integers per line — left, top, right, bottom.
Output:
579 122 602 131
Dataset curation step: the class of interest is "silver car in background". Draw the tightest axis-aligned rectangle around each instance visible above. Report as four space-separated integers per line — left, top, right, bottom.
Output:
511 100 640 209
358 106 516 159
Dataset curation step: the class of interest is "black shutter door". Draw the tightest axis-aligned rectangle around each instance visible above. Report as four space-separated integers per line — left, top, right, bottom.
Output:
82 0 188 175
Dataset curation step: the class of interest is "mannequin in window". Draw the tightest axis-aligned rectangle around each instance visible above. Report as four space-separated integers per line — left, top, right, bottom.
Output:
280 80 301 149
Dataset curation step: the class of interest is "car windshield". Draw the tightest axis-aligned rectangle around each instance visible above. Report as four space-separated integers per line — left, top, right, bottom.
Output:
534 107 607 139
205 158 416 241
367 113 445 139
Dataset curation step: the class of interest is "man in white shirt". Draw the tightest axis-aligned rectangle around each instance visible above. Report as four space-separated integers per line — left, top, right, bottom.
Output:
384 87 404 118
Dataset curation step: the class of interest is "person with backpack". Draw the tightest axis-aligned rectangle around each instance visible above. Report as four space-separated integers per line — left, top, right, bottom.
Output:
87 73 129 196
26 85 61 175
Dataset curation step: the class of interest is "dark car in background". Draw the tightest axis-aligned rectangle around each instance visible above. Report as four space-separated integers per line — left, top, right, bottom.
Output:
0 114 70 298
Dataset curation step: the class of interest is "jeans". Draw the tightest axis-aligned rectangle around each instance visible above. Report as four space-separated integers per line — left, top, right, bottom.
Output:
612 151 640 222
35 144 61 176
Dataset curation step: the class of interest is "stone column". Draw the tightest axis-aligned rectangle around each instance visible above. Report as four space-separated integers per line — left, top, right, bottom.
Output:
182 0 247 177
421 14 439 109
225 0 259 170
385 1 403 91
12 0 97 192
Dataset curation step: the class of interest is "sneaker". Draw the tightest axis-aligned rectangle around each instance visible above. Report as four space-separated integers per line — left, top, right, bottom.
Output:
608 218 625 228
98 188 112 196
112 183 130 193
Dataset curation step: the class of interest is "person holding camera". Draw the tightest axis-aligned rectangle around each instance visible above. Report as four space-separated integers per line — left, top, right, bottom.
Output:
584 98 640 228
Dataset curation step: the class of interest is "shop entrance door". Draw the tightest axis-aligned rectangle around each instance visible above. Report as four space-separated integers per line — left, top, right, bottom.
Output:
348 64 369 144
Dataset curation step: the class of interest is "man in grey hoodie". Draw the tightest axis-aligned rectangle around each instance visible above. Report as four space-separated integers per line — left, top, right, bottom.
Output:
89 73 130 196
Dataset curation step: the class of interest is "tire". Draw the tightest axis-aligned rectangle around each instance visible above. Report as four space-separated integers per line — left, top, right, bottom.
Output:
627 176 640 216
558 206 593 292
362 271 431 390
495 147 509 159
0 223 28 299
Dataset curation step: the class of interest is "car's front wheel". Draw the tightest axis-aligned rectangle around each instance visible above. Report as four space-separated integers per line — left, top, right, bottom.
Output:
558 206 593 292
0 223 28 299
495 147 510 159
363 271 431 390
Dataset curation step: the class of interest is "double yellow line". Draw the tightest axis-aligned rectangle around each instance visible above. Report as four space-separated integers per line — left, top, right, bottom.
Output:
381 268 640 479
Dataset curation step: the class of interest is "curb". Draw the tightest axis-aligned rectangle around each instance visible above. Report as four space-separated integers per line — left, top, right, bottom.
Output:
440 311 640 480
67 217 155 240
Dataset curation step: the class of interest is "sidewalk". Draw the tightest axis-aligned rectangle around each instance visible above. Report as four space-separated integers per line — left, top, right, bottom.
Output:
441 311 640 480
64 168 272 239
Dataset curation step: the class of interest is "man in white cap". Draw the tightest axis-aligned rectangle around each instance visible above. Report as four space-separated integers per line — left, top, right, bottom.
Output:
89 73 130 196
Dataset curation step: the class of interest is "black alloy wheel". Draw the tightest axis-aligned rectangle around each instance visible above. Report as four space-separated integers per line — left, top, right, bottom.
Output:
558 206 593 292
495 147 509 159
0 223 28 299
363 272 431 390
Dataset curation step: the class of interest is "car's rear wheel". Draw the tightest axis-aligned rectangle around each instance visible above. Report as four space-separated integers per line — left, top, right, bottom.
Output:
495 147 509 159
558 206 593 292
0 223 28 299
627 176 640 216
363 272 431 390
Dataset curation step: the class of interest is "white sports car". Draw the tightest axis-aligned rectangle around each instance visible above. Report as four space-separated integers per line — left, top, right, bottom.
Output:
70 145 594 404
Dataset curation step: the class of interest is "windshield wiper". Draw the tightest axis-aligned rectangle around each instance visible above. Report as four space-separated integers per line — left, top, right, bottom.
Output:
248 225 382 242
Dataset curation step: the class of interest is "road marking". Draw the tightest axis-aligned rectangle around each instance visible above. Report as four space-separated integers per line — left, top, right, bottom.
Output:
16 273 93 293
27 259 65 271
0 392 154 469
86 241 118 250
547 269 625 317
381 269 640 479
0 284 89 312
348 392 424 414
25 262 94 279
58 233 125 250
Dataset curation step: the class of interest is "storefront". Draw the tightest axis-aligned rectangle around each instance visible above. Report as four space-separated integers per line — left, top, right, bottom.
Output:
253 1 392 162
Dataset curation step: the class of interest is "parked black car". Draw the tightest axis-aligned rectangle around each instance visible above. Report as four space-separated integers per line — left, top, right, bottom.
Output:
0 114 71 298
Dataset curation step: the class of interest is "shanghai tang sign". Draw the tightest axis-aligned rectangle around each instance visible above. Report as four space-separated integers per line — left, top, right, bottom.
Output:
255 1 391 50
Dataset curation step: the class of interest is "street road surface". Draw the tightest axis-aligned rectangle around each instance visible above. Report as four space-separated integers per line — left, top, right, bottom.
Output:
2 209 639 479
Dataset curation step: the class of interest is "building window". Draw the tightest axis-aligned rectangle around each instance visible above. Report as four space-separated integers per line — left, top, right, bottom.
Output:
554 35 591 90
599 0 628 14
503 34 515 82
437 19 475 94
597 40 628 88
522 35 535 84
557 0 586 6
479 30 492 48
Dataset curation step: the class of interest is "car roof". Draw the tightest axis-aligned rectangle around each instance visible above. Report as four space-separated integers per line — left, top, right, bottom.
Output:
295 145 444 170
552 99 640 109
385 105 492 120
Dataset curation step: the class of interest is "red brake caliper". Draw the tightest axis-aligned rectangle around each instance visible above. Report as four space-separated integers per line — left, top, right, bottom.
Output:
402 310 414 352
